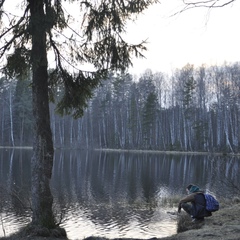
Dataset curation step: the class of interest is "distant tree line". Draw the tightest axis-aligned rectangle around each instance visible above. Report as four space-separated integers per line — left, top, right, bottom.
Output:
1 62 240 153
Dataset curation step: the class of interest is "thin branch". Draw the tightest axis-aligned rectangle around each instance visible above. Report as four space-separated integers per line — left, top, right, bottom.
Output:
0 4 29 38
48 32 79 72
0 5 29 58
0 0 5 9
48 33 108 77
0 30 25 58
182 0 236 8
172 0 236 17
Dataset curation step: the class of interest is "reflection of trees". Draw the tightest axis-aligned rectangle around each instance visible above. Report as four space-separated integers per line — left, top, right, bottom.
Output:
0 149 32 221
51 150 240 224
209 156 240 197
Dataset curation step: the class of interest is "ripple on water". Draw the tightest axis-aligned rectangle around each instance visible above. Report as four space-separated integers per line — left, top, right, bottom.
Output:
0 211 31 237
1 204 177 240
61 205 177 240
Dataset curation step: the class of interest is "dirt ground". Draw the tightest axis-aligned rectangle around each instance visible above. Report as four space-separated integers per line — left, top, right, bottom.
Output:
3 202 240 240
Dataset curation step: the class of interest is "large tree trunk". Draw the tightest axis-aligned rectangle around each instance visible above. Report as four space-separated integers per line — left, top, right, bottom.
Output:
29 0 55 228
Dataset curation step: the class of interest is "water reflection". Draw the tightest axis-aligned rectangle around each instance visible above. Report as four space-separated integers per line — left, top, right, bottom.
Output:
51 150 177 239
0 149 240 239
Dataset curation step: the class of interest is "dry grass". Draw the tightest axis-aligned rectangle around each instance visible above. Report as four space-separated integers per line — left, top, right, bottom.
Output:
177 213 204 233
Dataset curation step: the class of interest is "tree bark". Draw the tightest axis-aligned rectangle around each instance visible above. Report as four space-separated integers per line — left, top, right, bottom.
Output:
29 0 55 228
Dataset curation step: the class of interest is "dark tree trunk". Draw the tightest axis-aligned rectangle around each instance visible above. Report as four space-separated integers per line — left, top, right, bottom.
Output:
28 0 55 228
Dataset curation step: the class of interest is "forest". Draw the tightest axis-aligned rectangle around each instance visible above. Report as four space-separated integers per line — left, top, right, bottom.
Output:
1 62 240 153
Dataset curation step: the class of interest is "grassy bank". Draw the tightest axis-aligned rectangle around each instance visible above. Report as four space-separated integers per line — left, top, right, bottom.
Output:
160 200 240 240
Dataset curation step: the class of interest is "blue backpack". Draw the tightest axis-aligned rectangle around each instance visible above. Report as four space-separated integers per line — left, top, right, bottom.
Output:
204 193 219 212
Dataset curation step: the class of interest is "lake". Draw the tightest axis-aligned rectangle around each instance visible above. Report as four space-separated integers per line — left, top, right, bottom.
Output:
0 149 239 239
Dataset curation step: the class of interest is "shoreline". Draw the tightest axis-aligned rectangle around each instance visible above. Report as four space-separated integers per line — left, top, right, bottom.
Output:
3 201 240 240
1 146 240 156
95 148 240 156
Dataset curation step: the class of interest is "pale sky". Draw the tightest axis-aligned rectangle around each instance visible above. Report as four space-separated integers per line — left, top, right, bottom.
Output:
2 1 240 76
126 0 240 75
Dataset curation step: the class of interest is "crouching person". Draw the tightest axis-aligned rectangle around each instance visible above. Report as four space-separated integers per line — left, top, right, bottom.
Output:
178 184 212 223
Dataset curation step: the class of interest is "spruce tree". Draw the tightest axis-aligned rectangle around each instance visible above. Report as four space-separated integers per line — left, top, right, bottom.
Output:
0 0 159 236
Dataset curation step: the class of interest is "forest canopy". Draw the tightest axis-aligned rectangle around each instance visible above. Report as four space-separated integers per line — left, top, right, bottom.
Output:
1 61 240 153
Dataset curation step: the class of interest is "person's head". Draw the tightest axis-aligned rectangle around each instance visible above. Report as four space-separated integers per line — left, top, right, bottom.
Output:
186 184 200 194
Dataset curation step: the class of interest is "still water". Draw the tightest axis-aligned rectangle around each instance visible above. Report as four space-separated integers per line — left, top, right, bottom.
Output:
0 149 239 239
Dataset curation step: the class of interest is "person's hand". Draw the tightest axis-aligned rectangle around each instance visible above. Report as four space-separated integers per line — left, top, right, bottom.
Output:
178 203 181 213
178 207 181 213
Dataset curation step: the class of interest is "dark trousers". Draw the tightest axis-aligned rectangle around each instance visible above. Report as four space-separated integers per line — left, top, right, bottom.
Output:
181 203 205 220
181 203 192 215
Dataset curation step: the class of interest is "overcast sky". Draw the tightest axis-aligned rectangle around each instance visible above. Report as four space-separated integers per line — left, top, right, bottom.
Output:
3 1 240 76
126 0 240 75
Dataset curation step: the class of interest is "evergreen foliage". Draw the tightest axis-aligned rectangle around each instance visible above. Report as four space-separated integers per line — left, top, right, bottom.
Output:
1 0 159 117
